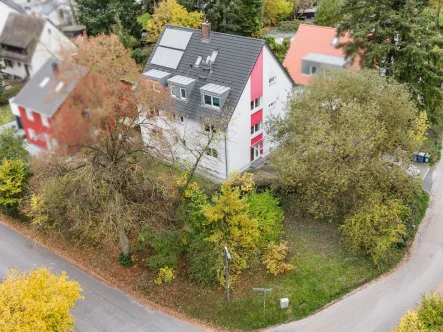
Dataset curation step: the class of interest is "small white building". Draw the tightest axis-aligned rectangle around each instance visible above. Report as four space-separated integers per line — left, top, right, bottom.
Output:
140 23 294 181
0 12 76 80
14 0 76 27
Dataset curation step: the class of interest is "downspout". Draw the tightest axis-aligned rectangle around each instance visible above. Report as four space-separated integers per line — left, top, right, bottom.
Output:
224 129 228 179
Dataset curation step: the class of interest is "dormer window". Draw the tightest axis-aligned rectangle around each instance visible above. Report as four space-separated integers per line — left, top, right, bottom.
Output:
204 95 220 107
200 83 230 109
168 75 196 102
171 86 187 100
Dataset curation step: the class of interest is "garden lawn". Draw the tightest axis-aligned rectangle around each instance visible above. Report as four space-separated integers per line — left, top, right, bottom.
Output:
179 198 390 331
0 104 14 125
138 12 151 29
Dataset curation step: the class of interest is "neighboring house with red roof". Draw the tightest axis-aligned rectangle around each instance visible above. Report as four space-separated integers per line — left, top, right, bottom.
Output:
283 24 360 86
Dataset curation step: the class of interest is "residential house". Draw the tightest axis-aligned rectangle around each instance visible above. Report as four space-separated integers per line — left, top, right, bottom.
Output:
298 7 317 21
9 58 88 150
0 0 25 33
0 13 75 80
283 24 360 85
15 0 76 27
140 23 294 181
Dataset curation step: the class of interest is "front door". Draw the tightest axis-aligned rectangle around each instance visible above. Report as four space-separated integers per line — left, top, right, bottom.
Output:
250 145 260 162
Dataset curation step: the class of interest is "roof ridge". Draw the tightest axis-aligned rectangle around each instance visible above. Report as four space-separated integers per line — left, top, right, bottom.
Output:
164 24 266 44
298 24 337 31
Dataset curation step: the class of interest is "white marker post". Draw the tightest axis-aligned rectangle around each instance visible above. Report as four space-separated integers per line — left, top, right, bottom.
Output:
253 288 272 315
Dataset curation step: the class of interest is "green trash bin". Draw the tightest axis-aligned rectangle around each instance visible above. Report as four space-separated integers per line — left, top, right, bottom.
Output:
425 154 431 163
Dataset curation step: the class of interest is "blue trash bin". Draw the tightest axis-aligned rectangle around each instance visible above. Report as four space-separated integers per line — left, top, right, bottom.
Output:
418 152 425 163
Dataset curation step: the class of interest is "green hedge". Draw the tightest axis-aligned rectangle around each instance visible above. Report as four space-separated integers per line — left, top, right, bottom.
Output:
0 86 21 106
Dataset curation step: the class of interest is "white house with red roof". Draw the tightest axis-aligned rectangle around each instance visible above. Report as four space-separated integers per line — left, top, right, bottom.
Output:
140 23 294 180
283 24 360 85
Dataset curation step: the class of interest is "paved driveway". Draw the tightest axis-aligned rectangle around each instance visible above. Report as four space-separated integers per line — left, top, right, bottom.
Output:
0 223 202 332
268 161 443 332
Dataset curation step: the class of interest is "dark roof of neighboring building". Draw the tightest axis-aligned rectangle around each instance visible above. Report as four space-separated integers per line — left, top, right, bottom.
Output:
0 0 26 14
13 59 88 117
143 25 268 121
0 13 45 49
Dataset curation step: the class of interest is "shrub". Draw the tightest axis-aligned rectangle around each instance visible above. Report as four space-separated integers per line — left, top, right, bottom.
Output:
186 234 220 283
340 193 409 264
0 85 21 106
417 293 443 329
263 242 294 276
0 159 28 214
0 128 29 163
278 20 301 32
395 311 423 332
141 227 181 271
118 252 133 266
246 190 283 246
154 266 176 285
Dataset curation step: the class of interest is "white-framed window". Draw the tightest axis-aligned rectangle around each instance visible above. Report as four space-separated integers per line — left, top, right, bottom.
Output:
269 76 277 85
250 97 262 111
205 148 218 159
28 128 37 140
4 59 13 68
171 86 187 100
310 66 318 75
251 122 261 135
25 109 34 121
41 114 49 127
204 124 216 134
203 94 220 108
269 101 277 110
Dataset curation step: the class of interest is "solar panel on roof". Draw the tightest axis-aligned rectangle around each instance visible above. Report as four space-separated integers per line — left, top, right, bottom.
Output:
151 47 184 69
159 28 193 50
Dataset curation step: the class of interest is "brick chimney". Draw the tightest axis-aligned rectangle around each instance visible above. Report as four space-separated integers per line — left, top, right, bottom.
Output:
202 21 211 41
52 62 61 80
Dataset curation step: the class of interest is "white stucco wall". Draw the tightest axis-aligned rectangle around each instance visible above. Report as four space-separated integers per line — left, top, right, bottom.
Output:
0 2 18 33
225 45 293 175
140 109 227 181
31 21 76 77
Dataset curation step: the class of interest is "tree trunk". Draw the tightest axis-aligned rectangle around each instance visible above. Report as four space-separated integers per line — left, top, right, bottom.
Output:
118 223 130 256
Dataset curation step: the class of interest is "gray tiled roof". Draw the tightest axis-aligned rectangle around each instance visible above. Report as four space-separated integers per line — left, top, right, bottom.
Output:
0 0 26 14
0 13 45 49
143 25 266 122
13 59 88 117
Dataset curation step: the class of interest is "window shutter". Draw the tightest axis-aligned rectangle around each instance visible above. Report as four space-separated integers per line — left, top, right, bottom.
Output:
251 109 263 126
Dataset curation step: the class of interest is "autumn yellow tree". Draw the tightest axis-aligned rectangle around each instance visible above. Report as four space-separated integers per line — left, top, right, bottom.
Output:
263 0 293 26
0 268 83 332
147 0 204 41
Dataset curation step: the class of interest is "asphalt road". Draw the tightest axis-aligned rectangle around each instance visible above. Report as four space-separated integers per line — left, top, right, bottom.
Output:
268 161 442 332
0 223 202 332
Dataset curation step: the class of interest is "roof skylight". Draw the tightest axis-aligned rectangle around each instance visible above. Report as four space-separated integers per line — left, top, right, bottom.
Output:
39 77 50 88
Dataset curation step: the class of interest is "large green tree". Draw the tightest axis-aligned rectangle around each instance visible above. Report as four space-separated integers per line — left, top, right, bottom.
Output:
77 0 142 41
205 0 264 37
315 0 343 26
338 0 443 125
268 69 426 221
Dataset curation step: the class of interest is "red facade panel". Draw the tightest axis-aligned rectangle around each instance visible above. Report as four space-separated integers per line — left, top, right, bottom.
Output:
251 109 263 126
250 49 264 101
18 106 49 149
251 133 263 146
